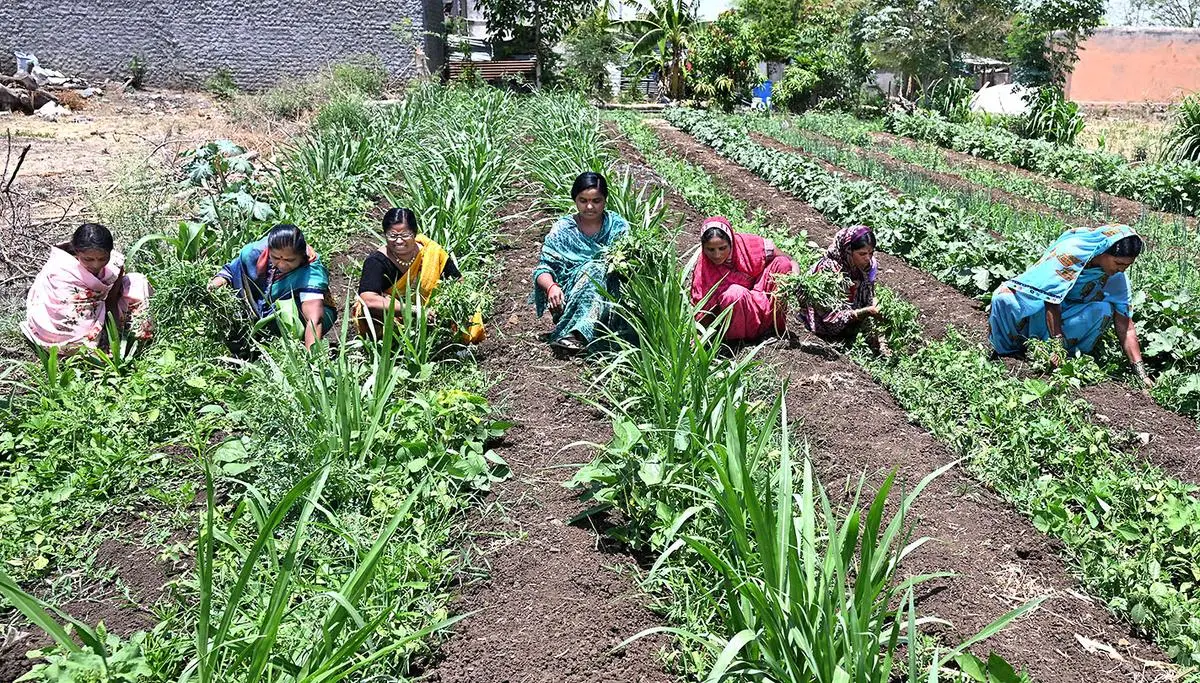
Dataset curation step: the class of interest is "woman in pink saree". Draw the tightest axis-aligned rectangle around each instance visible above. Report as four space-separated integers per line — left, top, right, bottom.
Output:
22 223 153 354
690 216 799 342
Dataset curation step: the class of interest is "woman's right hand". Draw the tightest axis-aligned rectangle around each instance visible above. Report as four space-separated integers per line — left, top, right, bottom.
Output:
858 305 881 319
547 283 565 314
208 275 229 291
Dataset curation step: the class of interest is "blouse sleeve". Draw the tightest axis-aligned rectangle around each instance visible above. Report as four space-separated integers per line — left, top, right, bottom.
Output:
358 254 389 294
1104 272 1132 317
442 254 462 281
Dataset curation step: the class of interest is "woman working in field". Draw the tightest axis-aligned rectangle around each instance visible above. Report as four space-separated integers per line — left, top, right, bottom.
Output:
989 224 1152 386
208 224 336 350
532 172 628 354
353 207 484 342
802 225 889 356
690 215 799 342
23 223 154 354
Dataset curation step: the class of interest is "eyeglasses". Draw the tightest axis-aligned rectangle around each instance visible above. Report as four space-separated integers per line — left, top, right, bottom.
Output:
385 231 416 241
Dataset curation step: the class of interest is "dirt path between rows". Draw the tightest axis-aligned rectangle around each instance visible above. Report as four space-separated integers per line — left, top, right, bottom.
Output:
652 119 1200 487
610 121 1174 683
427 200 668 683
870 131 1198 230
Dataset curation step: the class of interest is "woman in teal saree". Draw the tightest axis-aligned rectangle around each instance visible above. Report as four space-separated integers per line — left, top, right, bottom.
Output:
208 224 337 350
532 172 629 354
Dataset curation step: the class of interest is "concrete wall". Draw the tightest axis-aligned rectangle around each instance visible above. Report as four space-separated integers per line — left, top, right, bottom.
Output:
2 0 445 90
1066 27 1200 104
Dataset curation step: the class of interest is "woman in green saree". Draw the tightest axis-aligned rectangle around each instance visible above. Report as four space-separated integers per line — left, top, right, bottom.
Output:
531 172 629 354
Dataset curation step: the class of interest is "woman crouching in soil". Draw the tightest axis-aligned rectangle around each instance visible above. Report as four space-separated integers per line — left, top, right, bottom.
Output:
532 172 629 355
802 225 890 356
353 207 484 343
989 224 1153 387
208 224 337 351
23 223 154 355
689 215 799 342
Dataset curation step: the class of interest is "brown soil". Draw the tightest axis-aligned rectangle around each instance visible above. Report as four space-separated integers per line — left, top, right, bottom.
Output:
870 131 1199 230
611 121 1175 682
0 518 178 683
655 119 1200 488
751 130 1089 227
426 200 669 683
768 343 1173 682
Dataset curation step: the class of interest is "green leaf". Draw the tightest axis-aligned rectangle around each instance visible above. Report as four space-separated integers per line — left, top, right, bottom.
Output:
638 461 664 486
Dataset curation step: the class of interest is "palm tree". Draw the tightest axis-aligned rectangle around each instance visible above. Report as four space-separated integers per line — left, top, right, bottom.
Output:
621 0 699 100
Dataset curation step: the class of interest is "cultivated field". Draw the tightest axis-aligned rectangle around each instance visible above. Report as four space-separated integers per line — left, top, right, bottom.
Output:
1 83 1197 683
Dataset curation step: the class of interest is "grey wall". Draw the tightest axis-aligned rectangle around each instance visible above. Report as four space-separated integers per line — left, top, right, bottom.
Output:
2 0 447 89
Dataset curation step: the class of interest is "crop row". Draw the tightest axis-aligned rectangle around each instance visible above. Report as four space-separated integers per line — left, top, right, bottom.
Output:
0 85 526 681
889 110 1200 218
618 111 1200 673
561 108 1042 680
666 107 1200 421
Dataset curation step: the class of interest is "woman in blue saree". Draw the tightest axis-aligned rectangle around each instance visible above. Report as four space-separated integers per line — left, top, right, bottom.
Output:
532 172 629 354
989 224 1153 387
208 224 337 350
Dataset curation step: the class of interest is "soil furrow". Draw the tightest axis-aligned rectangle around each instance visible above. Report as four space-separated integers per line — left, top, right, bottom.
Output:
427 200 669 683
649 119 1200 487
869 131 1199 230
610 120 1174 683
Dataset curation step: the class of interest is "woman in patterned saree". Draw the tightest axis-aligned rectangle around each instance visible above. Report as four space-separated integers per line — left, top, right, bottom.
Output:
989 224 1153 387
23 223 153 354
531 172 629 355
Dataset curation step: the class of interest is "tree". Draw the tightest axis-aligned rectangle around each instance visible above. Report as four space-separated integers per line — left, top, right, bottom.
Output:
689 10 764 110
1006 0 1104 86
773 18 871 110
1127 0 1200 26
863 0 1011 95
621 0 700 100
475 0 600 86
737 0 806 61
561 8 622 98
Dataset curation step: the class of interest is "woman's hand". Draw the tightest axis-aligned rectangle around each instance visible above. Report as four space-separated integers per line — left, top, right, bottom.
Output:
547 282 565 314
208 275 229 291
1134 361 1154 389
857 305 881 319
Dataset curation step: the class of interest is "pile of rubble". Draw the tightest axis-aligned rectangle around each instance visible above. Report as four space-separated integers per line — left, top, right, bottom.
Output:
0 52 100 120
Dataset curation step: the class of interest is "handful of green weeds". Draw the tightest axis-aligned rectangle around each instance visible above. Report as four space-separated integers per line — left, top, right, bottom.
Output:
1026 337 1109 387
430 274 494 337
775 270 844 312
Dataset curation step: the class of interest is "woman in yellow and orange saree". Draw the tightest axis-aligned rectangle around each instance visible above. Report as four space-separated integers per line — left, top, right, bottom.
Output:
353 207 484 343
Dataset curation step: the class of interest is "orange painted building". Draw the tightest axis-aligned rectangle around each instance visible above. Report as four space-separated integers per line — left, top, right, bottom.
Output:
1065 27 1200 104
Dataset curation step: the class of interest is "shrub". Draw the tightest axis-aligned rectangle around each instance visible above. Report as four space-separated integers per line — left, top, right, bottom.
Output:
331 56 388 98
1020 86 1084 145
688 10 763 112
314 95 371 132
918 77 974 124
259 79 320 120
203 67 239 100
1160 93 1200 163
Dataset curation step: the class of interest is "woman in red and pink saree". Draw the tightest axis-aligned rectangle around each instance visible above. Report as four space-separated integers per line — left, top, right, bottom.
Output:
690 216 799 342
22 223 153 355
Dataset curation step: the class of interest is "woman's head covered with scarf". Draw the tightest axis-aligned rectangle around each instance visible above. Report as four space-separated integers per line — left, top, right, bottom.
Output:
827 224 877 281
699 215 735 266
